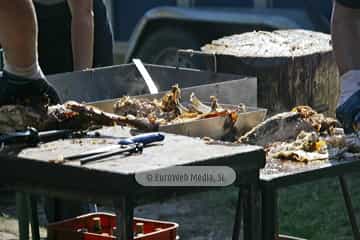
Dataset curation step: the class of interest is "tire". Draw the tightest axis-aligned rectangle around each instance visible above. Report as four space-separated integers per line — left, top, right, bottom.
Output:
134 27 201 68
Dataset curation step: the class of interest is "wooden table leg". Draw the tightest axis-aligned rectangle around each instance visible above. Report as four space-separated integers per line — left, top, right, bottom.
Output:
113 197 134 240
339 175 360 240
28 195 40 240
243 183 262 240
232 187 244 240
16 192 29 240
262 184 278 240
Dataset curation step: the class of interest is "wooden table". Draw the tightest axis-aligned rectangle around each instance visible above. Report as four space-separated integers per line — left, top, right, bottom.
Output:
0 126 265 240
260 157 360 240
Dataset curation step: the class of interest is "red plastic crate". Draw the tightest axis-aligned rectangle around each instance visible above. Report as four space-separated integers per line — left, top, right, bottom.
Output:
47 212 179 240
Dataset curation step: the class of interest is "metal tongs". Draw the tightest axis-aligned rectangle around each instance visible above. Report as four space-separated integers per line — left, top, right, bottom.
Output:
66 143 144 165
64 132 165 165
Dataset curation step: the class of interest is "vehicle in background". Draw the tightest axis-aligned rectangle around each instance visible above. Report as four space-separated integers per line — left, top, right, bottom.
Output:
105 0 332 66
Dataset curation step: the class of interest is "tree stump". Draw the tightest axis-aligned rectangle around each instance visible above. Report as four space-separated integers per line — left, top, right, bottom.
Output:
198 29 339 116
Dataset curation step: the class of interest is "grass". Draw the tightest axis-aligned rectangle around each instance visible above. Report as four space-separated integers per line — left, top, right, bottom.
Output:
278 174 360 239
162 173 360 239
1 174 360 239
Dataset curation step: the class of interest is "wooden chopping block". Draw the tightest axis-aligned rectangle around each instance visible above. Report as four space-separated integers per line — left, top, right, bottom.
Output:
178 29 339 116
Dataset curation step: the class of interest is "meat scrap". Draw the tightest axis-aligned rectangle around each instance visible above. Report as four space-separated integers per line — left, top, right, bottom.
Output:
267 128 360 162
271 149 329 162
62 101 157 131
267 131 329 162
114 85 191 124
238 106 339 146
0 105 46 133
291 106 339 134
238 111 314 146
236 106 351 162
0 101 158 134
113 84 240 126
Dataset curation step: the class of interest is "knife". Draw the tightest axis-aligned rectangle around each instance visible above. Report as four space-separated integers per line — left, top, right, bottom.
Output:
0 128 75 145
118 132 165 145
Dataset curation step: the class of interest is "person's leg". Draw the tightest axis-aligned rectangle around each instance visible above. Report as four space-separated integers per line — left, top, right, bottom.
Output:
93 0 114 67
35 2 73 75
332 1 360 75
0 0 44 79
332 0 360 132
0 0 37 68
0 0 60 105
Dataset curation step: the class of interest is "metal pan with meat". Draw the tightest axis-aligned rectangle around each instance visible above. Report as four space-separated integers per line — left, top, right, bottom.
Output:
89 84 267 140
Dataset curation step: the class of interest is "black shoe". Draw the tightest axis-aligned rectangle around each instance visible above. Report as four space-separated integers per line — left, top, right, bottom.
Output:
0 70 61 106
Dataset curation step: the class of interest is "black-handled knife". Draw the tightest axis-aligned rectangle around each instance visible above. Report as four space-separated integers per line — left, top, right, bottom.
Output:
0 128 75 145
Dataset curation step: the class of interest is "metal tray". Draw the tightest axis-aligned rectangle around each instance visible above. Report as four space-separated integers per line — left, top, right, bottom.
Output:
159 105 267 139
88 94 267 140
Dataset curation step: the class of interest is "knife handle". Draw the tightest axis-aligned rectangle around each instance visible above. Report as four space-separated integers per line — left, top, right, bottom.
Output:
118 133 165 145
0 127 39 145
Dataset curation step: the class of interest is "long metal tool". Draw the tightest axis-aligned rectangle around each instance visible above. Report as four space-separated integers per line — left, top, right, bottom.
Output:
64 132 165 165
132 58 159 94
78 143 143 165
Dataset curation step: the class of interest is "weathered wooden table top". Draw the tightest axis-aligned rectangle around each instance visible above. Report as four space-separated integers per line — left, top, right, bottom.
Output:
18 127 264 173
260 156 360 188
0 126 265 200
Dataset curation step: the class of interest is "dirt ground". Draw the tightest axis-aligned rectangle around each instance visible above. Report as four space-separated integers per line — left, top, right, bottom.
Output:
2 174 359 240
0 188 238 240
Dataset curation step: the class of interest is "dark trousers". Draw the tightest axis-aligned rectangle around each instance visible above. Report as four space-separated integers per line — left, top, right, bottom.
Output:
336 0 360 8
35 0 114 75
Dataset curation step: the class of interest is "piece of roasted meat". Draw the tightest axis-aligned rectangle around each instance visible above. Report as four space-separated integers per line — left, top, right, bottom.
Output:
113 85 186 124
266 127 360 162
0 105 47 133
238 106 339 146
291 106 339 134
113 84 239 125
0 101 158 134
267 131 329 162
238 105 360 163
238 111 314 146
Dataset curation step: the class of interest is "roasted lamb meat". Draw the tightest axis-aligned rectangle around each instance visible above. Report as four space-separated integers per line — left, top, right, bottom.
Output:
238 111 314 146
240 106 358 163
113 84 187 124
113 84 240 125
60 101 157 131
238 106 339 146
267 131 329 162
0 105 46 133
0 101 158 134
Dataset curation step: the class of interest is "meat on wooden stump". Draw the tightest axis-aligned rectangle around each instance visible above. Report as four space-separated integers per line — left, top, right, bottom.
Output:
201 29 339 116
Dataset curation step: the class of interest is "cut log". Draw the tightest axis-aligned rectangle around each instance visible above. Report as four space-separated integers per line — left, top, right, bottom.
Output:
179 29 340 116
